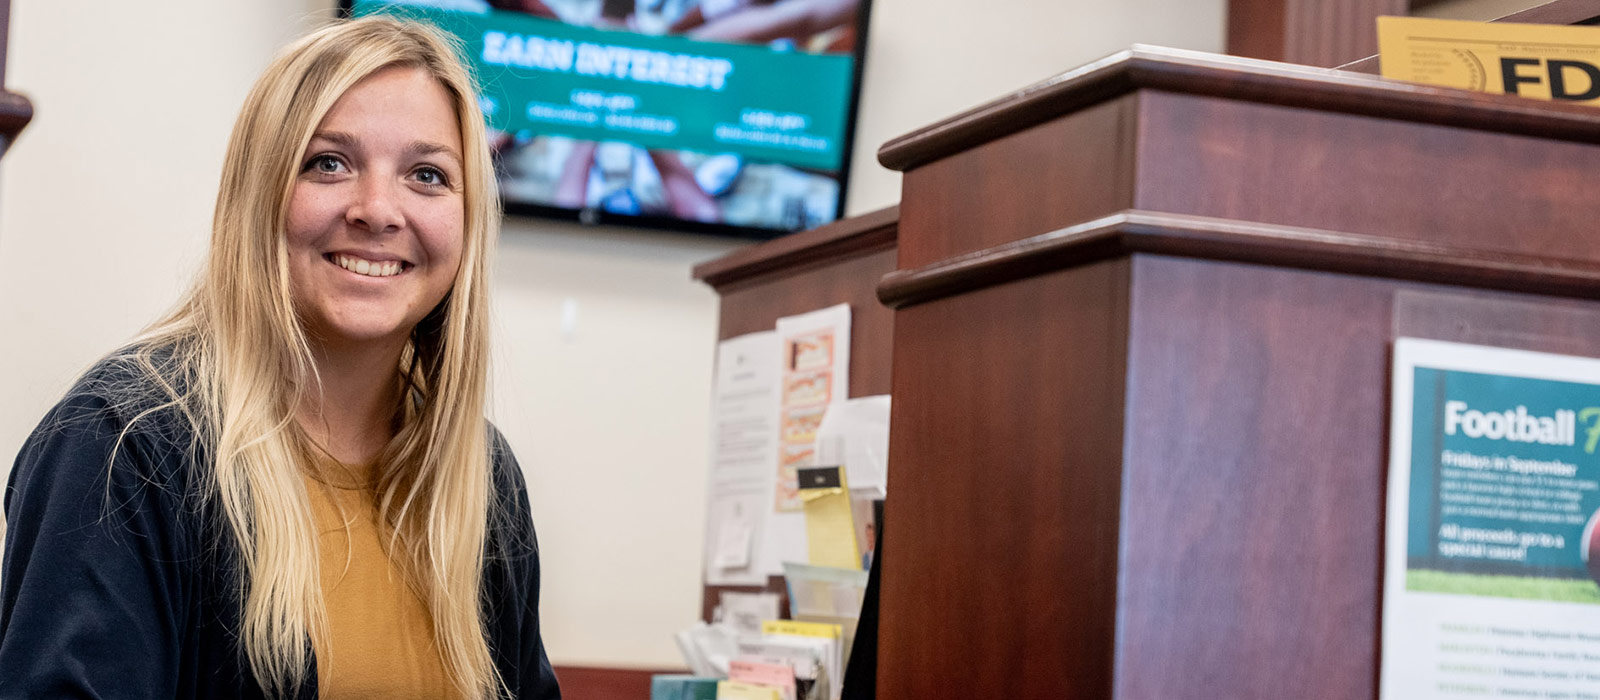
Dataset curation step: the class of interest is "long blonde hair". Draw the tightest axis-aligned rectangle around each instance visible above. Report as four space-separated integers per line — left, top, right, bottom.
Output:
112 16 504 698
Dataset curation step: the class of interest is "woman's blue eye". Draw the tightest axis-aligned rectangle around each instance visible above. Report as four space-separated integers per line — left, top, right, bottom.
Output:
416 167 448 187
306 155 343 173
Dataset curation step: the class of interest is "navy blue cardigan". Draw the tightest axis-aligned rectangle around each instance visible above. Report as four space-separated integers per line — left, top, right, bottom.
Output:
0 362 562 699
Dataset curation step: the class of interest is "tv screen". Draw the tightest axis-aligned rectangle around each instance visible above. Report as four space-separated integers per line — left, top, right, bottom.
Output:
344 0 871 239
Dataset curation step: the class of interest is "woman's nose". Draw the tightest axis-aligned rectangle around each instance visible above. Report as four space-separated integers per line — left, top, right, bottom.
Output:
345 176 405 233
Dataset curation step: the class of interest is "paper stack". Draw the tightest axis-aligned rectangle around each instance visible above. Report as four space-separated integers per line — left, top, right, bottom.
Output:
675 621 742 678
678 605 847 700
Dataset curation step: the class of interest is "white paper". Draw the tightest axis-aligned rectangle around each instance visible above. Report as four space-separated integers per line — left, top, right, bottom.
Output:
717 591 781 635
711 515 754 570
676 621 742 677
705 306 857 584
814 395 890 498
1382 338 1600 699
755 498 808 579
742 635 835 700
704 331 782 585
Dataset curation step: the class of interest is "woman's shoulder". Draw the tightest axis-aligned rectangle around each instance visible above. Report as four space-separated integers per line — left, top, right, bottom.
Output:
485 422 529 511
484 422 539 553
485 422 521 483
16 344 203 486
1 348 219 696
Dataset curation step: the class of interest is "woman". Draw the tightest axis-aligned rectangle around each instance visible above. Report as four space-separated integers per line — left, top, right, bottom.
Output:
0 16 560 700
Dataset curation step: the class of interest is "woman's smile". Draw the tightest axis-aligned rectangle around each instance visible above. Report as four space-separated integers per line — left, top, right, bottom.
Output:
325 252 411 278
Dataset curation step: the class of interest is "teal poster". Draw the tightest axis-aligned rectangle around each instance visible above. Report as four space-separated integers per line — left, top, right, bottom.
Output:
1382 338 1600 699
1406 367 1600 589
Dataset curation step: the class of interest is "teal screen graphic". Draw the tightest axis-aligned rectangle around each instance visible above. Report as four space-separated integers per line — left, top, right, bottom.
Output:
349 0 867 236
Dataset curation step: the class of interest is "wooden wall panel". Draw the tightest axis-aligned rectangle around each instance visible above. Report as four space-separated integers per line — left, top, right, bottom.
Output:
1494 0 1600 24
1235 0 1600 73
553 665 682 700
870 36 1600 700
878 260 1129 699
1117 256 1390 698
1111 255 1600 697
1228 0 1409 67
1133 90 1600 264
896 96 1138 270
1227 0 1289 62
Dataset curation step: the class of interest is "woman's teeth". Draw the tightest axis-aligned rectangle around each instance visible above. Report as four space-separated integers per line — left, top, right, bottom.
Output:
333 254 403 278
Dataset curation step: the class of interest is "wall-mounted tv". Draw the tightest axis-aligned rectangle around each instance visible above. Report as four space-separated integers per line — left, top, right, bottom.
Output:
343 0 871 239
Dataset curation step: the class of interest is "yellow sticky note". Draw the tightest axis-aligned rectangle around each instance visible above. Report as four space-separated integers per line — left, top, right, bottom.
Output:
1378 16 1600 104
797 466 858 569
761 619 841 640
717 680 783 700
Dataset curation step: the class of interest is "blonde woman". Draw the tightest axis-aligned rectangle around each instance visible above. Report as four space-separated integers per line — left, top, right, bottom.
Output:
0 16 560 700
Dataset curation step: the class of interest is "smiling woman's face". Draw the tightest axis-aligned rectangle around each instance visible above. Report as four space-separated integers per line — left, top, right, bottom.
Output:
286 65 465 351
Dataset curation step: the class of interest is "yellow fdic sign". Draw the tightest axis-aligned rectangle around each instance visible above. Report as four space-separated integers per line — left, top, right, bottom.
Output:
1378 15 1600 104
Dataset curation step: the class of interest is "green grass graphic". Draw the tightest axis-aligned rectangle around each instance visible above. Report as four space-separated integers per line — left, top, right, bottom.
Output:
1408 569 1600 604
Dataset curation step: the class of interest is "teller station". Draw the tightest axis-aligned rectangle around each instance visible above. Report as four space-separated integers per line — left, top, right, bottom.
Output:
690 42 1600 700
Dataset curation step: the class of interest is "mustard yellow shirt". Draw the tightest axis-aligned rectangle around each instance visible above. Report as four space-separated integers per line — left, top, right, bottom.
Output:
303 462 459 699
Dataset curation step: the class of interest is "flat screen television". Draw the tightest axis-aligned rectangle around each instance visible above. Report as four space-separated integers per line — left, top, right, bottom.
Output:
342 0 872 239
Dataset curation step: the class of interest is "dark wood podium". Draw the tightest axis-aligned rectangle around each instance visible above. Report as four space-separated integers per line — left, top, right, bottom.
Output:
872 46 1600 699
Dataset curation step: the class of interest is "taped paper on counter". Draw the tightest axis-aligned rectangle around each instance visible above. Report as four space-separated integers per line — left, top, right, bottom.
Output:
704 331 781 585
709 501 755 570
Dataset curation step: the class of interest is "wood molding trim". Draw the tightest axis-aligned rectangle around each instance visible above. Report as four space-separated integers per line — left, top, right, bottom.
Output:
553 665 688 700
878 46 1600 173
692 206 898 291
877 210 1600 309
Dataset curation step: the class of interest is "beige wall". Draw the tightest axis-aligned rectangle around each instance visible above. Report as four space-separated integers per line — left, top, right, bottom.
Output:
0 0 1223 668
847 0 1228 214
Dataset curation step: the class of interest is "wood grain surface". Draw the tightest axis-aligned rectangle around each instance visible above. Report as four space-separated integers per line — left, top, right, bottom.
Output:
1228 0 1406 67
874 43 1600 700
552 665 684 700
880 260 1130 699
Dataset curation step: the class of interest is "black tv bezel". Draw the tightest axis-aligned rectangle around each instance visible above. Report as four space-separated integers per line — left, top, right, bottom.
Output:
337 0 873 241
